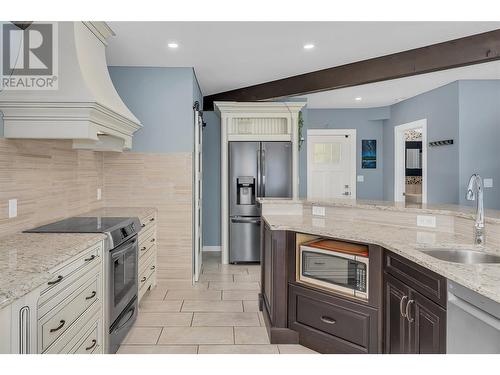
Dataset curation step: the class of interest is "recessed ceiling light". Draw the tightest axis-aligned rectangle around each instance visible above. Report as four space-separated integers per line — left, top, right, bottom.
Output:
303 43 315 50
355 97 362 101
168 42 179 49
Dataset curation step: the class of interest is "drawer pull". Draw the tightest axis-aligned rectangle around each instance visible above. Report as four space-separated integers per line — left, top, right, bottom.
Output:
149 218 155 222
400 295 408 318
314 262 325 265
405 299 415 323
141 277 147 283
85 291 97 300
48 275 63 285
320 316 337 325
150 265 156 270
50 320 66 333
140 246 147 251
85 339 97 351
84 255 96 262
150 238 155 243
141 223 146 228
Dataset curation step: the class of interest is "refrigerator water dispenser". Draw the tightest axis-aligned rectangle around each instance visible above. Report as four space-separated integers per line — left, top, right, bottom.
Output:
236 176 255 205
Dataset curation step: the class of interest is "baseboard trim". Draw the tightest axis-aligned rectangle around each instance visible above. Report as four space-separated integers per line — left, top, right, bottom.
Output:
203 246 221 252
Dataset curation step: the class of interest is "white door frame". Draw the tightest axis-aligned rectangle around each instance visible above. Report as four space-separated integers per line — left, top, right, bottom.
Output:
306 128 357 199
193 108 203 282
394 119 427 204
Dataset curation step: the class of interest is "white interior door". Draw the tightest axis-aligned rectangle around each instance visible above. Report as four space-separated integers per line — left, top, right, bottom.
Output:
307 129 357 200
193 110 203 282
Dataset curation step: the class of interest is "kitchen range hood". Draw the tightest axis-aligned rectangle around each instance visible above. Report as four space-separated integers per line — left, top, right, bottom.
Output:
0 22 142 150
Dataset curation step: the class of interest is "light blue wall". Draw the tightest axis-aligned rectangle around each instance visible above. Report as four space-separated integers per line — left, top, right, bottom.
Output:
383 82 460 204
108 67 197 153
201 111 221 246
458 80 500 209
303 107 389 200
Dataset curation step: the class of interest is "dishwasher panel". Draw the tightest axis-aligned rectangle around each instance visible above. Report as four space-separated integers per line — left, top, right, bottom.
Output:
447 281 500 354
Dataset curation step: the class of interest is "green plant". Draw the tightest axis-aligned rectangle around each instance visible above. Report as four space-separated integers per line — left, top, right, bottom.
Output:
298 111 304 150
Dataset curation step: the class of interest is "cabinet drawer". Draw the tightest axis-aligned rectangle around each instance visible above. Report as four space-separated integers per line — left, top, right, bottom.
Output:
139 226 155 245
140 213 156 232
139 254 156 300
39 273 100 352
72 321 99 354
40 242 102 302
384 251 447 307
139 235 156 260
289 284 378 353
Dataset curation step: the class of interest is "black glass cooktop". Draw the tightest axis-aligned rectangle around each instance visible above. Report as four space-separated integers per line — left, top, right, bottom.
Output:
25 217 132 233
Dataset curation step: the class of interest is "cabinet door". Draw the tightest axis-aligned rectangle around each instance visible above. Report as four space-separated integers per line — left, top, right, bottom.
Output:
384 272 410 354
407 290 446 354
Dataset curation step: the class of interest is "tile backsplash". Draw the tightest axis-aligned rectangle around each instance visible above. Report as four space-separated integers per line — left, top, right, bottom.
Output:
0 139 104 236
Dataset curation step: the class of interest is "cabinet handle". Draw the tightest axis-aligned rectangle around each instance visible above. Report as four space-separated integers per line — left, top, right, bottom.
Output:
314 262 325 265
50 320 66 333
320 316 336 325
48 275 63 285
141 277 147 282
141 223 146 228
150 265 156 270
150 238 155 243
85 339 97 351
85 291 97 300
140 246 147 251
149 218 155 222
84 255 96 262
406 299 415 323
400 295 408 318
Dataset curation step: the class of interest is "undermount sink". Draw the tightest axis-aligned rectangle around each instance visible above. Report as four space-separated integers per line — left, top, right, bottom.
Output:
420 248 500 264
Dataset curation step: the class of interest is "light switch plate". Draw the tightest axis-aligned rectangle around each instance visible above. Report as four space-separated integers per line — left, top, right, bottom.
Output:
417 215 436 228
97 188 102 201
8 199 17 218
312 206 326 217
484 178 493 188
357 175 364 182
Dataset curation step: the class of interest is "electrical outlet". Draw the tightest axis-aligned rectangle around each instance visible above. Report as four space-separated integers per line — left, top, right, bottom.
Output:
97 188 102 201
484 178 493 188
357 175 364 182
312 206 326 217
8 199 17 218
416 215 436 228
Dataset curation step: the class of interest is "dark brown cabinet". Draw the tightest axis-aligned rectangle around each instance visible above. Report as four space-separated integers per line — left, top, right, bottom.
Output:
259 223 298 343
384 252 446 354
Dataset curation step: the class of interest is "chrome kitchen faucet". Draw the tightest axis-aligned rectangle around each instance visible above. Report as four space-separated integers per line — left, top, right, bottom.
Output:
466 174 485 245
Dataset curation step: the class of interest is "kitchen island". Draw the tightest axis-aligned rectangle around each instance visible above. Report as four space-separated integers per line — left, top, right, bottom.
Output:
258 199 500 354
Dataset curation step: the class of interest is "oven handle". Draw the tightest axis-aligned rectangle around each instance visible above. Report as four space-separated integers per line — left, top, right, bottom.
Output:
111 237 138 260
114 305 136 333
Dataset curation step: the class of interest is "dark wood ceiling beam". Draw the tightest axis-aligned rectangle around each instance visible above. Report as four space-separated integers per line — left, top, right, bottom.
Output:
203 29 500 110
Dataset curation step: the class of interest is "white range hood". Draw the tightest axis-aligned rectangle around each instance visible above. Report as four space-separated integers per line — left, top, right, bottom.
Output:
0 22 141 150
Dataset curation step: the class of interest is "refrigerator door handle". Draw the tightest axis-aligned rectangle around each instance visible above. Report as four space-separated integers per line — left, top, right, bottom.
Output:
256 149 261 197
261 149 266 197
231 217 261 225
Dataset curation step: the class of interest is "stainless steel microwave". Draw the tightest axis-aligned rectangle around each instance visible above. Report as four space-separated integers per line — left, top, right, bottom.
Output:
297 239 369 300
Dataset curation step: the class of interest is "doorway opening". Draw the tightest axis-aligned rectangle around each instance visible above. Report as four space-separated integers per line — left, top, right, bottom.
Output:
394 119 427 205
306 129 357 200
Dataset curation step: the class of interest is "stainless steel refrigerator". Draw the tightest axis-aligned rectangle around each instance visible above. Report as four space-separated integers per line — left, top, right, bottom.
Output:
229 141 292 263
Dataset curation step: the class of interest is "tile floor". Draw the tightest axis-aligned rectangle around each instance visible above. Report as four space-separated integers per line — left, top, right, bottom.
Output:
118 252 317 354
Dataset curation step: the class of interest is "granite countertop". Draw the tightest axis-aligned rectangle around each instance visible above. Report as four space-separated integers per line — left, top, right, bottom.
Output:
0 206 157 310
263 213 500 304
258 198 500 224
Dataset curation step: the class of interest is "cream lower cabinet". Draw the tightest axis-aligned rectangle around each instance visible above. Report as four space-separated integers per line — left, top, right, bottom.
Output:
0 240 105 354
138 212 158 301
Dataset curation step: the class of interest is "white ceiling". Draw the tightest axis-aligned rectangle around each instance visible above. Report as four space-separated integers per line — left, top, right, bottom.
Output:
301 60 500 108
105 22 500 96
